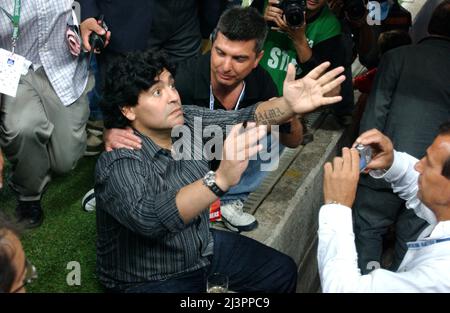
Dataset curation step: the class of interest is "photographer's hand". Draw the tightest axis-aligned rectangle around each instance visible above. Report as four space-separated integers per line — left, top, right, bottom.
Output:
353 129 394 171
80 17 111 52
323 147 360 208
264 0 289 31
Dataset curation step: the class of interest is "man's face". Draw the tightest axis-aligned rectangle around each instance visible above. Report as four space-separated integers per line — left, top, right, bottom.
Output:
307 0 327 13
123 69 184 132
210 32 263 88
414 135 450 212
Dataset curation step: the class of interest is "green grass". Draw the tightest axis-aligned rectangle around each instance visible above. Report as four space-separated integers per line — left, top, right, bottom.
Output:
1 156 103 292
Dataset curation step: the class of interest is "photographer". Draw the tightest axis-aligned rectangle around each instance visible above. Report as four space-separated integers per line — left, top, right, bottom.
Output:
254 0 345 95
318 126 450 292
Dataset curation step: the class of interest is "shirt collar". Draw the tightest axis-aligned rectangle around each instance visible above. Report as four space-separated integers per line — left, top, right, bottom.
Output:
428 221 450 240
133 129 172 160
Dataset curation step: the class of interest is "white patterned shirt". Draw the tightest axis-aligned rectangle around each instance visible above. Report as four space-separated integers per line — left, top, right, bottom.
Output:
0 0 88 106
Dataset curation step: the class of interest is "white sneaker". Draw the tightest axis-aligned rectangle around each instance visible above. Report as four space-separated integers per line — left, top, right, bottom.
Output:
82 188 96 212
220 200 257 232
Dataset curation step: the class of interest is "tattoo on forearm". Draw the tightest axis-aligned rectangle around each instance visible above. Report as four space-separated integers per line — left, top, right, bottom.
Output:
256 108 285 125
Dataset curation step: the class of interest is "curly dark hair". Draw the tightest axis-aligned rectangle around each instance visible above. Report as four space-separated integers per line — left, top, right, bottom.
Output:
0 212 22 293
101 50 176 129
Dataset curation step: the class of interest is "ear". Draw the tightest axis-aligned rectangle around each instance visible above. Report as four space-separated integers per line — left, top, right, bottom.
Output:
254 50 264 68
121 106 136 122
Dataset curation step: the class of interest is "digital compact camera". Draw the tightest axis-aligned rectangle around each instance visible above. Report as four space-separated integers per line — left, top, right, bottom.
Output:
356 143 372 172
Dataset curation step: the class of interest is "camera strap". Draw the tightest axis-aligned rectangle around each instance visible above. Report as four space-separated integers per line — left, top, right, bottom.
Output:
0 0 21 54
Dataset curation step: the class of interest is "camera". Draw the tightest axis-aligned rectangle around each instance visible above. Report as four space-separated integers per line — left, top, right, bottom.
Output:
88 15 108 52
343 0 366 21
277 0 307 28
355 143 372 172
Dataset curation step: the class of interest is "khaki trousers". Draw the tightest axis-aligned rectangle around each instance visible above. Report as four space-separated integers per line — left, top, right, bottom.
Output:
0 67 93 201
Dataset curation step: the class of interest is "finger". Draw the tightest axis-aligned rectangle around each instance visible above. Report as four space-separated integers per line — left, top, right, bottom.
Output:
357 133 384 147
354 129 381 145
342 148 352 172
333 157 344 171
81 31 92 51
305 62 331 80
319 95 342 106
321 75 346 95
323 162 333 178
350 148 360 174
116 137 142 150
270 6 284 16
237 125 266 150
317 66 345 86
285 63 296 83
111 142 135 150
246 144 263 160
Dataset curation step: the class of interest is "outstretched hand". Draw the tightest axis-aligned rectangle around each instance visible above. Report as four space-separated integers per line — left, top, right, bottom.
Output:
216 122 267 191
283 62 345 114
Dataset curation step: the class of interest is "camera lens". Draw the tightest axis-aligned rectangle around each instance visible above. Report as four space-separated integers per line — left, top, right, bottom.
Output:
285 7 304 27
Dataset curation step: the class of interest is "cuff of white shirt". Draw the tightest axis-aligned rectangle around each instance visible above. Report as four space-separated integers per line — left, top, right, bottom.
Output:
369 151 409 183
319 203 354 234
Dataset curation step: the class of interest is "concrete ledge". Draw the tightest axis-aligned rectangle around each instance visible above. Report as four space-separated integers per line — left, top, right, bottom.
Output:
243 115 347 292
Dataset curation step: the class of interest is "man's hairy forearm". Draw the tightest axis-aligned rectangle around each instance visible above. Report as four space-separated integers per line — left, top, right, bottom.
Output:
255 97 294 125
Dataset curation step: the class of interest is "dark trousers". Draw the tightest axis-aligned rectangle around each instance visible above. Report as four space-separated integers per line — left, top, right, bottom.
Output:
353 184 429 274
122 229 298 293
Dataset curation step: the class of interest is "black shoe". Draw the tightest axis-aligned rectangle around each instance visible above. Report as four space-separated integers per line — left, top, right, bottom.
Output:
16 200 44 229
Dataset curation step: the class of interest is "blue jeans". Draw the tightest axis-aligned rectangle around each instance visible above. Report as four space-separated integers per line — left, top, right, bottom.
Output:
221 134 285 203
122 229 297 293
87 56 103 121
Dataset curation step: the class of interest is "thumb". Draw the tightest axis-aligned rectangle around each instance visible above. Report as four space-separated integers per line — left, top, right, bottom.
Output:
285 63 296 83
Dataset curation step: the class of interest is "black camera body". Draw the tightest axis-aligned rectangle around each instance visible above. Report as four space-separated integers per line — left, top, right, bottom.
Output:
88 15 108 52
343 0 366 21
277 0 307 28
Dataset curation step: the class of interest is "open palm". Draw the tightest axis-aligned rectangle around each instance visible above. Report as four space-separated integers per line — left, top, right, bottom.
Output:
283 62 345 114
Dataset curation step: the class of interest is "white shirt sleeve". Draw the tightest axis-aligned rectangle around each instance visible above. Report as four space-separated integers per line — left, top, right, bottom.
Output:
317 151 439 292
317 204 444 292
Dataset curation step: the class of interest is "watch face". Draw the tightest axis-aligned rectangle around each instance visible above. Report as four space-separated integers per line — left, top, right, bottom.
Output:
204 171 215 186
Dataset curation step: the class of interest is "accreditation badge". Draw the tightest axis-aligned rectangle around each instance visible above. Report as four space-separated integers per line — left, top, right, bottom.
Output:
0 48 30 97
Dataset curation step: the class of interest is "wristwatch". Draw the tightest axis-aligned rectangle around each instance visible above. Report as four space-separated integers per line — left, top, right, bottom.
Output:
202 171 225 197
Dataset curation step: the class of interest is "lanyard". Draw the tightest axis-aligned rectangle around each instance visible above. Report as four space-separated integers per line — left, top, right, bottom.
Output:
407 237 450 250
0 0 21 53
209 82 246 111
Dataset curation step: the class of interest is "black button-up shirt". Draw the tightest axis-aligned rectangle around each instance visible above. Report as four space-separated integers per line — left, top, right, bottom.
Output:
95 105 257 289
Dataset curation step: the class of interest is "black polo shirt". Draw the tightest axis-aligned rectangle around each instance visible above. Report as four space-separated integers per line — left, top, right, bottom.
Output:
175 51 279 110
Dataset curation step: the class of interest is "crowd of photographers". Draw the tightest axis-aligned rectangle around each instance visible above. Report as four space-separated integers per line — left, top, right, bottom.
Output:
1 0 450 293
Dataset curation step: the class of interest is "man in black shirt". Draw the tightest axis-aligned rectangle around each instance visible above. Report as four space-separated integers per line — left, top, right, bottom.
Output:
175 7 303 232
95 48 344 292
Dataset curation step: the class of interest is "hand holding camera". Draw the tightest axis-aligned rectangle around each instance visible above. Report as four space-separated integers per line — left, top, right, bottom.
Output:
265 0 306 30
88 15 108 53
323 147 360 208
79 15 111 53
353 129 395 172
